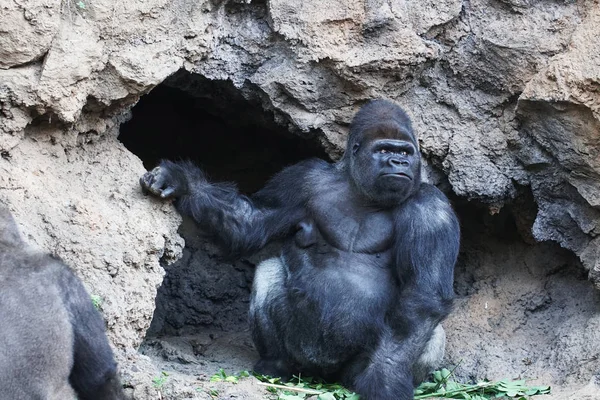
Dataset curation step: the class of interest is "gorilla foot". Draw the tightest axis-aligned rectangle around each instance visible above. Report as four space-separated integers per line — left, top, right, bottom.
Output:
253 358 294 381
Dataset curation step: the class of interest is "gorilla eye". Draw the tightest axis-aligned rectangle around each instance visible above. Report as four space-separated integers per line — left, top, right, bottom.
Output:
379 149 388 154
400 150 409 156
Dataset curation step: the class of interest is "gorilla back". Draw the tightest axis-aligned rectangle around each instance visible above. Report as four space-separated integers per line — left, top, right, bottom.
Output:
140 99 460 400
0 207 124 400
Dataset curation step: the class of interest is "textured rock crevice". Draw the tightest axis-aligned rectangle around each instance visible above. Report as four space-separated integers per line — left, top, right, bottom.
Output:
448 201 600 397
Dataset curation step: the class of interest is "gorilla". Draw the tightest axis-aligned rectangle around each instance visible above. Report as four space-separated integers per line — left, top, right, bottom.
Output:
0 206 125 400
140 99 460 400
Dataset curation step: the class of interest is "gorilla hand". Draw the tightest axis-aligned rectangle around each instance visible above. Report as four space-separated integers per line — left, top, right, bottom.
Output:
140 161 189 199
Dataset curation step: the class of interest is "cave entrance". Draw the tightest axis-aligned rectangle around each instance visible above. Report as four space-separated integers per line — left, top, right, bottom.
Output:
118 70 329 377
120 70 327 193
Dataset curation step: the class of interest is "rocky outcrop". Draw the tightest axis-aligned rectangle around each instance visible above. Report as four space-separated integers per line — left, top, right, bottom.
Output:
2 0 598 271
516 5 600 283
1 0 599 397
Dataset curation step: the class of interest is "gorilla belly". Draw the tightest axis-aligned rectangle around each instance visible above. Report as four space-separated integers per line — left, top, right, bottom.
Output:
281 248 396 369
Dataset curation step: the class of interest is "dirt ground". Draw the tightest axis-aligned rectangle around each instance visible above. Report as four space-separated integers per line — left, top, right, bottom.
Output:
136 207 600 400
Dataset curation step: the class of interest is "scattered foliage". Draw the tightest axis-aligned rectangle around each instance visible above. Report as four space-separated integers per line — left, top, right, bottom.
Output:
209 368 550 400
210 369 359 399
415 368 551 399
210 368 250 384
255 374 360 400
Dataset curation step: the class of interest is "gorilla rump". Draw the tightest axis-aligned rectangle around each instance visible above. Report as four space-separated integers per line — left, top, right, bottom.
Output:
0 207 124 400
140 99 460 400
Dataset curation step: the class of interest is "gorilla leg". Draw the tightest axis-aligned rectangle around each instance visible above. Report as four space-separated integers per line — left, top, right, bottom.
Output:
55 261 124 400
412 324 446 384
249 257 294 378
342 325 445 400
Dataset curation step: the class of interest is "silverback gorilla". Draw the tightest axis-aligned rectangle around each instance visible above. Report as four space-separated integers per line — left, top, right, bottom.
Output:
0 207 125 400
140 100 460 400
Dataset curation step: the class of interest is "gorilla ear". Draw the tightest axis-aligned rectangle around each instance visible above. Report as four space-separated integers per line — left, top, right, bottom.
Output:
352 143 360 155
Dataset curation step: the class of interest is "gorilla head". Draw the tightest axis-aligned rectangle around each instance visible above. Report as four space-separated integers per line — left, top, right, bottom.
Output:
344 99 422 207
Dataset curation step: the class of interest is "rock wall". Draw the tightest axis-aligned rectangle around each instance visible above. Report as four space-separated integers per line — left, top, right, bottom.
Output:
1 0 599 397
2 0 598 275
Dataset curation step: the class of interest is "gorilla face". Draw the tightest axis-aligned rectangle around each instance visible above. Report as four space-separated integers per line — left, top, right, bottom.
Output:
350 121 421 207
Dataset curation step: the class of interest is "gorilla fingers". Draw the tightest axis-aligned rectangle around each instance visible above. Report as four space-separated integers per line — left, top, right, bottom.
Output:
0 207 125 400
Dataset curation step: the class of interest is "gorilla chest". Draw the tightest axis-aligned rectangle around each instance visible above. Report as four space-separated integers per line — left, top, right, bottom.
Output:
285 198 397 317
304 197 394 254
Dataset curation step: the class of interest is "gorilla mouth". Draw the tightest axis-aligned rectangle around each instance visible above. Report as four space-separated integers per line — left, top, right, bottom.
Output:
383 173 412 180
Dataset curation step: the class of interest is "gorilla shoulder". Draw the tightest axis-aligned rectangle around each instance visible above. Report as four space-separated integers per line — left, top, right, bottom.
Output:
400 182 458 233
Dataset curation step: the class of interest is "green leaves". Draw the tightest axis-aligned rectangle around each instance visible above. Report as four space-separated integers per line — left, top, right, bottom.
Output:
254 373 360 400
211 369 359 399
317 393 337 400
209 368 250 383
495 380 551 398
432 368 453 384
414 369 551 399
208 367 550 400
90 294 103 310
152 371 169 388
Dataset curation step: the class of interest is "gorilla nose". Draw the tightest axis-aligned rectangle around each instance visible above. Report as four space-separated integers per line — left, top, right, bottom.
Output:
389 158 409 166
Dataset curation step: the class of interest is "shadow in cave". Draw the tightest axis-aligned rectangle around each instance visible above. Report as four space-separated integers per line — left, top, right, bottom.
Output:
446 193 600 388
120 70 328 193
118 70 329 378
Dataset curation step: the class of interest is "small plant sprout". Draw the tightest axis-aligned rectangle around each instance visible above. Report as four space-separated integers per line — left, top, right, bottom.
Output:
152 371 169 388
90 294 103 310
210 368 248 384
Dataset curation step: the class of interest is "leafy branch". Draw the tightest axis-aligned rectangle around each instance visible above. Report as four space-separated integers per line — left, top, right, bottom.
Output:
415 368 550 400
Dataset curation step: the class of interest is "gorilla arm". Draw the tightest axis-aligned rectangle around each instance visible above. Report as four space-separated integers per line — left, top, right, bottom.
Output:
140 159 320 256
353 184 460 399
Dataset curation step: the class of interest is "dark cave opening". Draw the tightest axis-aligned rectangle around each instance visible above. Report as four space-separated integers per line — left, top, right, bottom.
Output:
118 70 329 352
119 70 328 194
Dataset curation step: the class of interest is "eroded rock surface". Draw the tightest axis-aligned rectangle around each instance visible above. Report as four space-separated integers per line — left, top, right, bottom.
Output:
1 0 599 397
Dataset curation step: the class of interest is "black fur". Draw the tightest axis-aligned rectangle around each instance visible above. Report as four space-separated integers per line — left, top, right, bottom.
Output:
140 99 460 400
0 207 125 400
